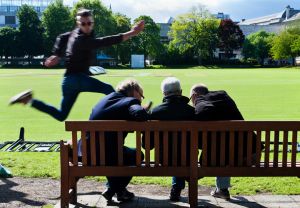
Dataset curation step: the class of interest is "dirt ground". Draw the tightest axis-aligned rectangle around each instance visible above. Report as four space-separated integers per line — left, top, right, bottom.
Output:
0 177 212 207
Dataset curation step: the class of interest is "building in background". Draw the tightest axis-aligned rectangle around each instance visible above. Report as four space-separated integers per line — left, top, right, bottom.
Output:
239 5 300 36
213 12 230 20
0 0 54 28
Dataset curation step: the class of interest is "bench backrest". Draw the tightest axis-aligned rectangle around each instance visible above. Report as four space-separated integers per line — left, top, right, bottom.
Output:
65 121 300 169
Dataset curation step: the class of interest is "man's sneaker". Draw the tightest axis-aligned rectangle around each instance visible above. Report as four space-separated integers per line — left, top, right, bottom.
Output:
210 188 230 200
9 90 32 105
169 187 182 202
102 188 115 201
116 189 135 202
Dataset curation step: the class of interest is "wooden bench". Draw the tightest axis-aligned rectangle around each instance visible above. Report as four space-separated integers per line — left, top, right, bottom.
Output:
60 121 300 208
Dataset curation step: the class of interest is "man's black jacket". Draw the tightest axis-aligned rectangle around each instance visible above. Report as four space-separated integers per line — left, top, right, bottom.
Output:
85 92 149 165
195 90 264 166
144 95 195 166
53 28 123 75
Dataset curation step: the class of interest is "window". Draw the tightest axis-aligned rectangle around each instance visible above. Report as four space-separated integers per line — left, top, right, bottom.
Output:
5 16 16 25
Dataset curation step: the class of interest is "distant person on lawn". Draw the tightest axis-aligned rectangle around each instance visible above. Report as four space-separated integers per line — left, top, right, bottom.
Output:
9 8 144 121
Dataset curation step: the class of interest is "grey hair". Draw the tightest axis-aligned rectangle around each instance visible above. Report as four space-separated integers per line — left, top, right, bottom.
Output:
190 83 209 97
116 79 142 97
161 77 182 96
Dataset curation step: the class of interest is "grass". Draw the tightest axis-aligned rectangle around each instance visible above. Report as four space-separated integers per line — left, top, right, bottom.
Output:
0 67 300 195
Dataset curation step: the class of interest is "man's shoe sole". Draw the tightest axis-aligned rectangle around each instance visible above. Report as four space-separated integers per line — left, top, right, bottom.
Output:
9 90 32 105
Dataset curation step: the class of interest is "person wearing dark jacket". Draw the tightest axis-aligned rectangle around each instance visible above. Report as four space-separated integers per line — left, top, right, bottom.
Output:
190 84 263 200
78 79 149 202
146 77 195 202
9 8 145 122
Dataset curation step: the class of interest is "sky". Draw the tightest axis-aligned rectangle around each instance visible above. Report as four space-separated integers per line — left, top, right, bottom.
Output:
67 0 300 23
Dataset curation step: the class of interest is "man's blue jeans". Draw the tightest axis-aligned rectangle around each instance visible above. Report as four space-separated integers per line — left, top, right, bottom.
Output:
31 73 114 121
172 177 185 190
216 177 230 189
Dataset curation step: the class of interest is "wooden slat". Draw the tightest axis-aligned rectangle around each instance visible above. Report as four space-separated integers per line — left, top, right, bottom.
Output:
172 132 178 167
72 131 78 166
99 132 105 166
264 131 270 167
181 131 187 167
154 131 160 167
229 131 235 167
81 131 87 166
202 131 208 167
220 132 226 167
291 131 297 167
282 131 288 167
256 131 262 167
247 131 253 166
90 131 96 166
136 131 142 167
210 132 217 167
238 131 244 167
163 131 168 166
145 131 150 167
117 132 123 166
273 131 279 168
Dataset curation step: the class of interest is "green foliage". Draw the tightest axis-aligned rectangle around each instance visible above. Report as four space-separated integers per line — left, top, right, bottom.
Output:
271 27 300 60
169 6 220 64
114 13 132 64
0 27 19 59
41 0 73 55
17 5 44 57
242 30 275 65
218 19 244 59
131 15 162 63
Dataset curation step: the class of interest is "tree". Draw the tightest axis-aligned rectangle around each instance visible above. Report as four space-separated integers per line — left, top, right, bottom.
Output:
131 15 162 65
17 5 44 58
169 6 220 64
114 13 131 64
271 27 300 61
41 0 73 55
291 35 300 56
242 30 275 65
0 27 19 63
218 19 244 59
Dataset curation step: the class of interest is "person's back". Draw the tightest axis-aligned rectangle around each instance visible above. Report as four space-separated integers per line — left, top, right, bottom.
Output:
85 79 149 203
190 84 264 200
147 77 194 202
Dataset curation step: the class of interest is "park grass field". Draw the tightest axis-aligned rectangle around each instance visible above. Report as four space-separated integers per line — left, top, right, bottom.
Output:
1 67 300 195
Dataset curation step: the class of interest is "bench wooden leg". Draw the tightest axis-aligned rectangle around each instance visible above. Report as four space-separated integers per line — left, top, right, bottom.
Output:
188 177 198 208
69 177 78 205
60 142 70 208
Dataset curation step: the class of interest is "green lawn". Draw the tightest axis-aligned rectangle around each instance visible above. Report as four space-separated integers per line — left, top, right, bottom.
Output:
1 67 300 195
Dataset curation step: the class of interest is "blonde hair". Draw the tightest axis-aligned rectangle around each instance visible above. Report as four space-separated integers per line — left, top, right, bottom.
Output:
116 79 142 97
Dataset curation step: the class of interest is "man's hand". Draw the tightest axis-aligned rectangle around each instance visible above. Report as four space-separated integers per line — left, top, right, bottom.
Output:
44 55 60 67
122 20 145 41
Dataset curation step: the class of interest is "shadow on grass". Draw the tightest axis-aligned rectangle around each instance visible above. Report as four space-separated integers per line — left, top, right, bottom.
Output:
0 178 45 206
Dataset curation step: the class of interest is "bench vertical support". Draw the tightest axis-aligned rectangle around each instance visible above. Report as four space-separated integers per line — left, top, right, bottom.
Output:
60 141 70 208
189 130 198 208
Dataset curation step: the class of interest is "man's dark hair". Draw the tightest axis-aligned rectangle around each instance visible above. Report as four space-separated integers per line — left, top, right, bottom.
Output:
76 8 92 17
190 84 209 97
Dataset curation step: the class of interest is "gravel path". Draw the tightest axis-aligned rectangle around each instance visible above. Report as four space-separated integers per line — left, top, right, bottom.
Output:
0 177 212 207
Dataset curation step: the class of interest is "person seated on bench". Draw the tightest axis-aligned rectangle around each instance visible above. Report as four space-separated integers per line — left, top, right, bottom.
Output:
145 77 195 202
79 79 150 202
190 84 264 200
